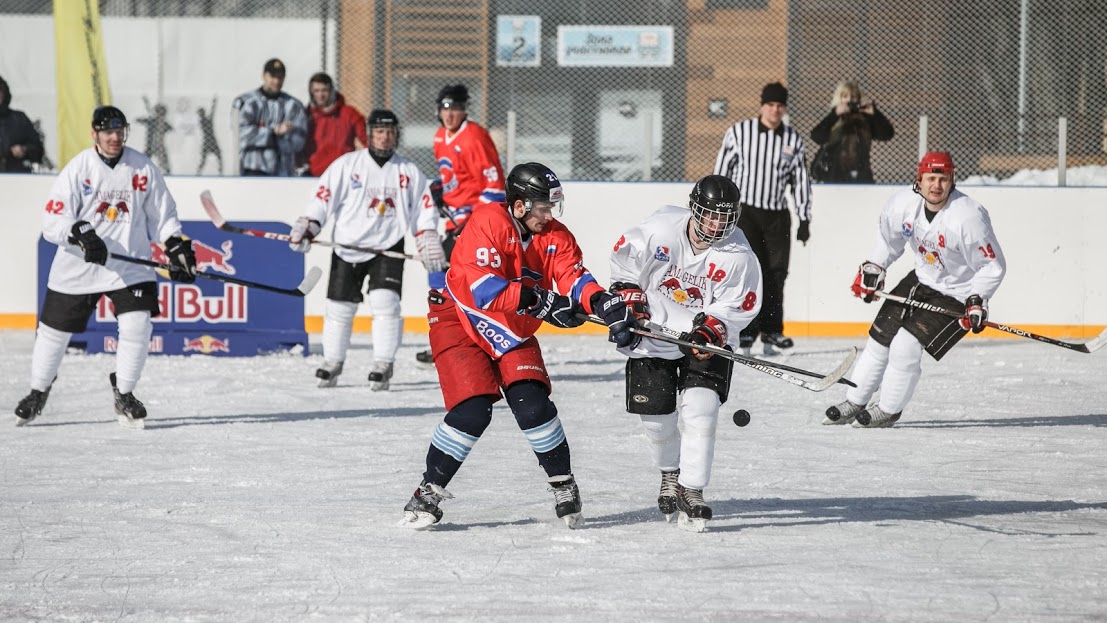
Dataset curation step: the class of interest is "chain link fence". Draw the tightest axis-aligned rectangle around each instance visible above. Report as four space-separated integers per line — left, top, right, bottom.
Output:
2 0 1104 184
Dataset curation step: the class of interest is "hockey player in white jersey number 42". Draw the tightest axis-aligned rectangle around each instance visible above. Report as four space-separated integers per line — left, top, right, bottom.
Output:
610 174 764 532
825 151 1006 428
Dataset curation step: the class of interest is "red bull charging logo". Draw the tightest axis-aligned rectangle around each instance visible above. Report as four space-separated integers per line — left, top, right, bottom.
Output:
182 335 231 354
150 240 236 275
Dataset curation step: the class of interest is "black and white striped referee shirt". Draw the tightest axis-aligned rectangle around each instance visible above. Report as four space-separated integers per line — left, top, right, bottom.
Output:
713 117 812 222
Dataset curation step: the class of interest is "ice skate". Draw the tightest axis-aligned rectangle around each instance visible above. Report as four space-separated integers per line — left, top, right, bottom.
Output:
761 332 794 356
739 336 754 358
548 474 584 529
399 481 452 529
367 361 394 392
658 469 680 521
315 361 344 388
15 385 52 427
824 399 864 425
852 404 902 429
110 373 146 430
415 348 435 366
676 484 712 533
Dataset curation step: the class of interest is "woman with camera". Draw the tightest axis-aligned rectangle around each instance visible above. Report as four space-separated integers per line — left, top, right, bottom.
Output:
810 81 895 183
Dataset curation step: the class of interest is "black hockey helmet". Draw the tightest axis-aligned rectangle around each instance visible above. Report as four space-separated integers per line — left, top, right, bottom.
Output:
506 162 564 216
437 84 469 110
689 174 741 244
366 108 400 160
92 105 128 131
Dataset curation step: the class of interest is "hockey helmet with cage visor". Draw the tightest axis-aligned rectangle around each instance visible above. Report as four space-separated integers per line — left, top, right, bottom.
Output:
92 105 129 136
366 108 400 160
506 162 564 218
688 174 741 245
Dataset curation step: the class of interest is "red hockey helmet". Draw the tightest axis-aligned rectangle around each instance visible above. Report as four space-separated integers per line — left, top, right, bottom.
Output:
917 151 955 179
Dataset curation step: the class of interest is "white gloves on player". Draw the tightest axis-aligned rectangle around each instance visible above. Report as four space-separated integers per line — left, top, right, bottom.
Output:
415 230 447 273
288 217 321 254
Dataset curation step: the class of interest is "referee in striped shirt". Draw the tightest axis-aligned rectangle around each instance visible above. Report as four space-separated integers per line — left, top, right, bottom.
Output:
713 82 812 356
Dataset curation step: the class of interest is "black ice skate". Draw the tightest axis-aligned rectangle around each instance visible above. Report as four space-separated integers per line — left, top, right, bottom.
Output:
400 481 452 529
415 348 435 365
658 469 680 521
739 335 755 358
824 400 865 425
110 373 147 430
15 385 52 427
760 332 794 356
676 484 712 533
548 474 584 529
853 404 902 429
367 361 394 392
316 361 344 388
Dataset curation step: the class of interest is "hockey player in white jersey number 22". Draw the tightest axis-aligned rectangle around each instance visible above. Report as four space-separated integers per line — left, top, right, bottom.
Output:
825 151 1006 428
609 174 764 532
288 109 446 391
14 106 197 429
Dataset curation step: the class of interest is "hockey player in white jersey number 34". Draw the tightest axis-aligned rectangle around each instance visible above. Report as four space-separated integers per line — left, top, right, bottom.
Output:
609 174 764 532
14 106 197 429
288 108 446 391
825 151 1006 428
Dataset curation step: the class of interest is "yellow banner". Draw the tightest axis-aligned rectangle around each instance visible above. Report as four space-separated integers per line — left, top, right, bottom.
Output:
54 0 111 167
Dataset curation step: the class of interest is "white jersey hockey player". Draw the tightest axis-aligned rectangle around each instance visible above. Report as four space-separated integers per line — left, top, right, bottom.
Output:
288 109 445 390
15 106 196 429
826 151 1006 428
610 174 763 532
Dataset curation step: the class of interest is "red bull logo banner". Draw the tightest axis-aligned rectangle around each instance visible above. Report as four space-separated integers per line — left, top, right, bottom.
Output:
37 222 309 357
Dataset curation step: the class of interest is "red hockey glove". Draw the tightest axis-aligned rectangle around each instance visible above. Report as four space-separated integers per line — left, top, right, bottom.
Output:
851 261 885 303
679 313 729 360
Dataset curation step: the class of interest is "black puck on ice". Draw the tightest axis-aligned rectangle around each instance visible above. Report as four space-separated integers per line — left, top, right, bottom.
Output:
732 409 751 427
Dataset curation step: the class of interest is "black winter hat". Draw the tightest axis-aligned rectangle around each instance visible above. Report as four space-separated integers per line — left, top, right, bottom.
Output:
760 82 788 105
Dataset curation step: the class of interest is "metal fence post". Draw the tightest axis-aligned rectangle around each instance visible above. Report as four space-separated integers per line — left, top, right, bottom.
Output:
506 110 516 171
1058 117 1067 187
917 115 928 160
643 111 654 181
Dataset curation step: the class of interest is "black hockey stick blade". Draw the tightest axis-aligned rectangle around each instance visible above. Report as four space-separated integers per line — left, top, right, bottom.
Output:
875 290 1106 354
110 253 322 297
200 190 416 260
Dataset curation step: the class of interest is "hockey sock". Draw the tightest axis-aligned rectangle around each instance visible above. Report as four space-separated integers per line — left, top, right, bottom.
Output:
114 311 152 394
368 289 402 364
425 395 494 487
676 387 720 489
638 411 680 472
322 299 357 364
506 381 571 478
878 329 924 414
29 322 71 391
845 337 890 406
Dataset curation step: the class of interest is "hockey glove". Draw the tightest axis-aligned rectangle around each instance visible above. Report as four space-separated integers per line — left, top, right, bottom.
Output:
960 294 988 334
415 229 448 273
525 286 585 329
68 220 107 265
851 261 885 303
611 282 651 322
429 179 446 213
163 235 197 284
288 217 321 253
590 290 639 349
679 313 729 361
797 220 811 246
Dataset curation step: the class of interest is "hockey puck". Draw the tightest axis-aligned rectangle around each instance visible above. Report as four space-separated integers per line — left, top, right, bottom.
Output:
732 409 751 427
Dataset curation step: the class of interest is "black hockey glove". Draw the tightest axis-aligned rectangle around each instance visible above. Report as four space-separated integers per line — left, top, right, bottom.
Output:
429 178 446 213
164 235 197 283
679 313 729 361
590 290 639 349
960 294 987 334
68 220 107 265
797 220 811 246
611 282 651 322
524 286 585 329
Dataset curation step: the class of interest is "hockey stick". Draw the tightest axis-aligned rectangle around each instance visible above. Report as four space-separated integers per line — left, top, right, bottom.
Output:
874 290 1107 354
199 190 417 260
583 316 857 391
109 253 322 297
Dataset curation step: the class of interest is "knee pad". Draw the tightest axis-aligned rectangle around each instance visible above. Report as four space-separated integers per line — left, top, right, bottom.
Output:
506 381 565 454
679 387 720 438
117 310 153 342
434 396 494 462
367 288 401 318
638 412 679 445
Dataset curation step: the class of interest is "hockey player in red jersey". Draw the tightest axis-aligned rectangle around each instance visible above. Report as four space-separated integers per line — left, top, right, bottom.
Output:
401 162 637 530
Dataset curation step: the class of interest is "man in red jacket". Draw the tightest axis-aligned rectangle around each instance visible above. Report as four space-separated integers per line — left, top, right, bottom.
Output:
303 72 367 177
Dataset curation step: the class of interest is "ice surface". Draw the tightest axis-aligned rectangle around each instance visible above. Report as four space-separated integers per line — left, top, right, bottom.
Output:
2 330 1106 621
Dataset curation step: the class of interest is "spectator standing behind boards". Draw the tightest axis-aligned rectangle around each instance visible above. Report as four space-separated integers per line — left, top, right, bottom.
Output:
196 96 223 175
137 96 173 174
809 81 895 183
233 58 307 176
303 72 366 177
0 75 45 173
713 81 811 357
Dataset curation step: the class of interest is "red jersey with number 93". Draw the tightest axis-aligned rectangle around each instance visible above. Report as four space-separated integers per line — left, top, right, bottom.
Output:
444 203 604 358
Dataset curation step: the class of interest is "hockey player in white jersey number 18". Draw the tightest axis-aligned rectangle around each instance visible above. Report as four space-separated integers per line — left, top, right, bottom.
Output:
825 151 1006 428
288 108 446 391
14 106 197 429
609 174 764 532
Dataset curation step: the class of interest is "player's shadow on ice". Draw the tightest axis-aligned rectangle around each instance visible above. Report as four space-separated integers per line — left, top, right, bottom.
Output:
147 406 440 429
902 413 1107 428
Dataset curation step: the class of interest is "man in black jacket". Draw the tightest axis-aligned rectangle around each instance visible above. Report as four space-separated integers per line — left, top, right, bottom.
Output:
0 76 45 173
